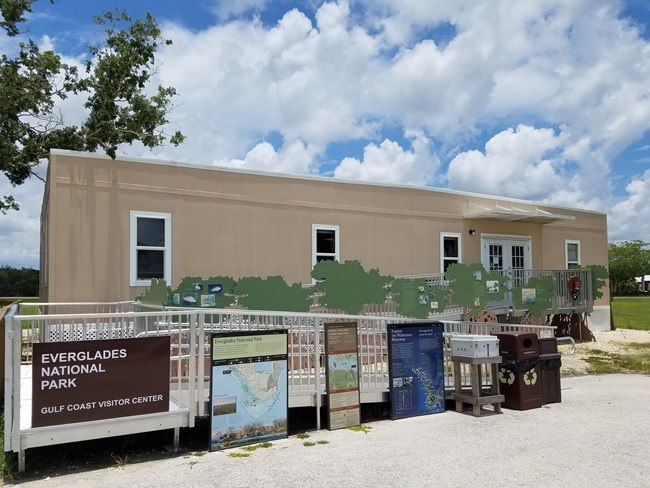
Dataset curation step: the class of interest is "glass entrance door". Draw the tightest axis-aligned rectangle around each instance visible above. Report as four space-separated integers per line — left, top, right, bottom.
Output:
482 237 531 287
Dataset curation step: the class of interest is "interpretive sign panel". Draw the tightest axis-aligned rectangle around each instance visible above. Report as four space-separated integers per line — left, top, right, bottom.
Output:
325 322 360 430
210 330 288 451
387 322 445 420
32 337 170 428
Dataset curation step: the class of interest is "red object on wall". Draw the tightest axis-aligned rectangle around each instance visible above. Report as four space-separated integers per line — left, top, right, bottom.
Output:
568 275 581 301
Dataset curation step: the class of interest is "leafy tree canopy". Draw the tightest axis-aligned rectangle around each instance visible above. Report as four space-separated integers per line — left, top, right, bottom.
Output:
0 265 39 296
608 240 650 294
0 1 184 213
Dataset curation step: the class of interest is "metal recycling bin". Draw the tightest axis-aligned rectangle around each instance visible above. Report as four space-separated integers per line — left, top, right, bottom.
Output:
538 337 562 404
494 332 543 410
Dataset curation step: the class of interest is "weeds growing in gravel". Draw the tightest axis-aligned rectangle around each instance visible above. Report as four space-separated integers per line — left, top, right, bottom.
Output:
584 343 650 374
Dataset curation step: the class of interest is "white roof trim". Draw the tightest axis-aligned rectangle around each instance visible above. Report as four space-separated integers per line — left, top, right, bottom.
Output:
464 207 575 223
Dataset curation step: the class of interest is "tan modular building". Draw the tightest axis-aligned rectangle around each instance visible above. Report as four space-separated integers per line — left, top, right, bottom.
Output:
41 149 610 328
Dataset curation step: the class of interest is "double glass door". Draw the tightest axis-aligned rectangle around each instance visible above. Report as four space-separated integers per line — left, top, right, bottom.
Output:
482 237 531 287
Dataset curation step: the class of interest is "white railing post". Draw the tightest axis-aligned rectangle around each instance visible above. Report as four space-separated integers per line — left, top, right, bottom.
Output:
4 307 16 453
197 311 205 418
186 312 196 427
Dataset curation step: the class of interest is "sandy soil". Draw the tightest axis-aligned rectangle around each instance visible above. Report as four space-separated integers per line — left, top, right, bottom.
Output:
560 328 650 375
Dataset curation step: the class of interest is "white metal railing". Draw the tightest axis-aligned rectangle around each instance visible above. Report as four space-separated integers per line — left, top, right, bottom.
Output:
4 306 194 471
500 268 593 313
5 304 556 469
402 268 595 315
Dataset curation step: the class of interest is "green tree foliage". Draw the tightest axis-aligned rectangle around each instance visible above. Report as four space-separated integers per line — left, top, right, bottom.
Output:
233 276 310 312
0 3 184 213
0 265 39 296
0 0 38 37
608 241 650 294
311 260 390 315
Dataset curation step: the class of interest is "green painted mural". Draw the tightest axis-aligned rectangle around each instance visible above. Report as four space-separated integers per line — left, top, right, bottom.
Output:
390 278 431 319
444 263 508 315
137 260 608 320
137 278 171 306
170 276 236 307
233 276 310 312
312 260 390 315
512 277 555 317
586 265 609 300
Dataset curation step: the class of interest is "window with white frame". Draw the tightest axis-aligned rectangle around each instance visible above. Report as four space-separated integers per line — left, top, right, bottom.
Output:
130 211 171 286
565 240 581 268
440 233 462 273
312 224 339 269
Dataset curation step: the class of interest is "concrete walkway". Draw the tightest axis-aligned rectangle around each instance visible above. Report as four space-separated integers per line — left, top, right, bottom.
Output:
15 374 650 488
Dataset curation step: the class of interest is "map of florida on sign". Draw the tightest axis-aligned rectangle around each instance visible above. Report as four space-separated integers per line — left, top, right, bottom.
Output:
210 330 288 451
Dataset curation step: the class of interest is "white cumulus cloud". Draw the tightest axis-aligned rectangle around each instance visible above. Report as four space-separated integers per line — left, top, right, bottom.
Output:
447 125 565 200
609 170 650 242
333 131 438 185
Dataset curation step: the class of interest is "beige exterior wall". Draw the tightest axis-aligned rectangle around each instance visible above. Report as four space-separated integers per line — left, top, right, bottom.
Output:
42 150 609 305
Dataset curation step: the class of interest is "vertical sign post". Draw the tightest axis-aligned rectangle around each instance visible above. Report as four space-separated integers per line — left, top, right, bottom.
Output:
210 330 288 451
325 322 360 430
387 322 445 420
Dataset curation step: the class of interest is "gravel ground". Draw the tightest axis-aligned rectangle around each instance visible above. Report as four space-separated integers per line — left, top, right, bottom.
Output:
14 373 650 488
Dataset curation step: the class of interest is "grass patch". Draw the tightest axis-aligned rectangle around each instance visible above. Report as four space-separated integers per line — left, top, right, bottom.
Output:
240 442 272 452
584 346 650 375
192 451 207 457
347 424 372 434
228 453 251 458
316 440 330 445
295 433 310 439
1 414 11 481
611 297 650 331
302 441 316 447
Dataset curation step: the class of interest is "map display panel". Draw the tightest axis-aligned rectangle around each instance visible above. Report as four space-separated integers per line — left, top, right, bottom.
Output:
210 330 288 451
388 322 445 420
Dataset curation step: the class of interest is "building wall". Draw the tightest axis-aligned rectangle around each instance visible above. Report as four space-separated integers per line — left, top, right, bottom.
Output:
43 150 609 307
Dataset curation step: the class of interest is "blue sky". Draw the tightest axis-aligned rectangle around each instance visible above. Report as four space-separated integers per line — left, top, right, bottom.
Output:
1 0 650 268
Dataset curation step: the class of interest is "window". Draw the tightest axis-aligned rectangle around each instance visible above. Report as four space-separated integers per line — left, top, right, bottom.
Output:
440 233 461 273
312 224 339 269
130 211 171 286
565 240 581 268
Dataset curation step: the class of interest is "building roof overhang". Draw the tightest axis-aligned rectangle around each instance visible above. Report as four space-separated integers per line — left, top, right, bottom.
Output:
464 205 576 224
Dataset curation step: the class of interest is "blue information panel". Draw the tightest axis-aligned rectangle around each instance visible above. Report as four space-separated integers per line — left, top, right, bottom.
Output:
388 322 445 420
209 330 288 451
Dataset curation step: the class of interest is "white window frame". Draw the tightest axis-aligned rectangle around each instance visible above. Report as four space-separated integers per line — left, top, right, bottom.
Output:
312 224 340 270
440 232 462 273
565 239 581 268
130 211 172 286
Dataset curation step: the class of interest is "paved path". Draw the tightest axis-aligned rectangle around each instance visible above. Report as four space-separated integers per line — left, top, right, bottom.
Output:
13 374 650 488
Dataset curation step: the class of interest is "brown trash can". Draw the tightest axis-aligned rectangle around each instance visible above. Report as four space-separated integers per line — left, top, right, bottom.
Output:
538 337 562 404
539 336 559 355
495 331 539 360
494 332 543 410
